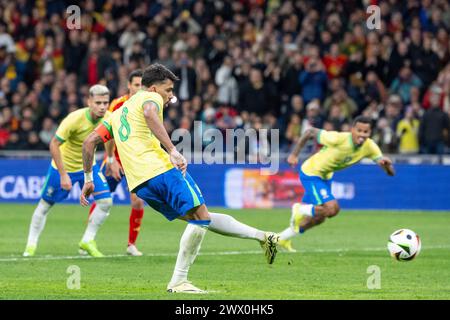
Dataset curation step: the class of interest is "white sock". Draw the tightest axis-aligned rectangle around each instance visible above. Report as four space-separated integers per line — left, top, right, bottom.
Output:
296 203 314 217
279 227 297 241
209 212 265 241
169 223 207 287
81 198 111 243
26 199 52 246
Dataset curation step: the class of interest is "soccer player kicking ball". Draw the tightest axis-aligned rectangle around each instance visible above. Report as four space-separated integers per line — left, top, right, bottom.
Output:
278 116 395 252
23 85 114 258
80 64 279 293
88 69 147 256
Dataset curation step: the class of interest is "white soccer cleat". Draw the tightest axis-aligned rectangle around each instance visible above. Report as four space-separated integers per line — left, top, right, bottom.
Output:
126 244 143 256
167 281 207 294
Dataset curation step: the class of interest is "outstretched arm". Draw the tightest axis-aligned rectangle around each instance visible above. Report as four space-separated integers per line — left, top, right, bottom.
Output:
142 101 187 175
376 156 395 176
287 127 320 167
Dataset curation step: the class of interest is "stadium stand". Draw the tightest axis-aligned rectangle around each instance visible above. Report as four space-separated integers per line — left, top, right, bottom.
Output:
0 0 449 155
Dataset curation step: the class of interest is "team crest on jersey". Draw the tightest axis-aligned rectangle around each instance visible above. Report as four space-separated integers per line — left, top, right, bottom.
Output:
46 187 54 197
343 156 353 163
320 188 329 199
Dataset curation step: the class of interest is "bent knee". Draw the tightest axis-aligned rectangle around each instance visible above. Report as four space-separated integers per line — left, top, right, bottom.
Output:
96 197 113 211
131 197 144 210
184 204 210 221
313 215 326 225
324 203 340 217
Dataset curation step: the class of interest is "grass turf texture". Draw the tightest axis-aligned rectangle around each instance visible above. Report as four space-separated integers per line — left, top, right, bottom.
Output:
0 204 449 300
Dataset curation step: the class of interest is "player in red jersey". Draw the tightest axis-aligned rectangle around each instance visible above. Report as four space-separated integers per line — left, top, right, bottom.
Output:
88 69 145 256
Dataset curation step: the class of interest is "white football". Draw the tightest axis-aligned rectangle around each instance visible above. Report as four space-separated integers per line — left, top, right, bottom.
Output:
387 229 421 261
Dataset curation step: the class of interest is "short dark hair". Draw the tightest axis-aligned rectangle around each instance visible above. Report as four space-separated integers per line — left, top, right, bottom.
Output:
141 64 179 87
352 115 372 127
128 69 143 83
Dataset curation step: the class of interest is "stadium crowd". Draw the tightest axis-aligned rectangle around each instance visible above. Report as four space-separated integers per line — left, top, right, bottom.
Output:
0 0 449 155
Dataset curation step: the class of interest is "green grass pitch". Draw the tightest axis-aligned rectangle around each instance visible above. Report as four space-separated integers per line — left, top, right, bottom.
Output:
0 204 449 300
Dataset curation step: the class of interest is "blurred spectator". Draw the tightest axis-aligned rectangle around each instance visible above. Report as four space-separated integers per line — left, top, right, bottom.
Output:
215 56 238 106
299 56 328 104
364 71 387 107
373 117 397 153
206 35 227 77
383 94 403 130
79 39 111 86
390 65 423 105
386 41 411 85
26 131 46 150
216 106 237 131
362 100 382 124
422 83 446 110
327 104 347 131
238 67 276 117
323 89 358 121
322 43 347 79
285 113 301 141
419 90 450 154
396 107 420 154
118 22 146 65
4 132 20 150
411 32 441 88
281 51 303 99
174 10 201 35
302 100 324 134
0 21 15 53
173 52 197 102
39 117 57 147
0 51 26 91
63 31 87 75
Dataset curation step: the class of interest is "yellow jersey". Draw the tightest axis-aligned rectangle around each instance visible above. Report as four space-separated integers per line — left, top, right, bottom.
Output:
53 108 110 172
396 119 420 153
301 130 383 180
102 90 174 191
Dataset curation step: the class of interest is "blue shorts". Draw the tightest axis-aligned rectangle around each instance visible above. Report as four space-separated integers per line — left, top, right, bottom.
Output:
100 161 126 193
41 164 111 205
134 168 205 221
299 169 335 205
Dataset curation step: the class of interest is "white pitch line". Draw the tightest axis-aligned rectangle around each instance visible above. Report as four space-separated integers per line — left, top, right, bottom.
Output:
0 245 449 263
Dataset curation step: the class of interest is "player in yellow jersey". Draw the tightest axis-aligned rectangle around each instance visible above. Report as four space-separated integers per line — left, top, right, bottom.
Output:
80 64 279 293
23 85 114 258
277 116 395 252
88 69 147 256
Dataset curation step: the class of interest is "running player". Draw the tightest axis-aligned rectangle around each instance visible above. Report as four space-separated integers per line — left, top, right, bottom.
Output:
278 116 395 252
23 85 113 258
80 64 279 293
88 69 146 256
